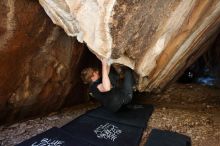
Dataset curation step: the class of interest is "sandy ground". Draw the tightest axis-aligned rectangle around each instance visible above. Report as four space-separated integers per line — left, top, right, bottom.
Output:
0 102 99 146
138 83 220 146
0 83 219 146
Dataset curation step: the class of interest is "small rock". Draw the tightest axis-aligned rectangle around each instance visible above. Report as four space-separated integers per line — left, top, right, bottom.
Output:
0 136 5 141
9 123 19 128
187 129 192 134
26 125 33 129
162 117 167 120
19 123 27 129
206 105 211 108
37 128 44 133
15 129 26 135
47 116 59 121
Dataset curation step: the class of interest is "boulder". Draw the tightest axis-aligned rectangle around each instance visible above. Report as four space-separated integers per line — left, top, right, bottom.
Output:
0 0 87 123
39 0 220 92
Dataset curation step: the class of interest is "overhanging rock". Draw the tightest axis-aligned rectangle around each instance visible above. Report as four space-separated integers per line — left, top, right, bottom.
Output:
39 0 220 92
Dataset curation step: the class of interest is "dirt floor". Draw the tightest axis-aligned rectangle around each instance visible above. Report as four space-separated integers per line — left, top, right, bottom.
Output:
138 83 220 146
0 83 219 146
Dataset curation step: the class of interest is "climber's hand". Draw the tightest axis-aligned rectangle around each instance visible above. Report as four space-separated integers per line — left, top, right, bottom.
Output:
101 58 108 65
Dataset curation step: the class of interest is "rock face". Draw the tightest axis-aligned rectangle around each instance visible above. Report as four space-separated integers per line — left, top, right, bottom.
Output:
39 0 220 92
0 0 87 123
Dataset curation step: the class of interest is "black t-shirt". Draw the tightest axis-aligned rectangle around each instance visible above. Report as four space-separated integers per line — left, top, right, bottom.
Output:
88 70 121 108
89 78 116 103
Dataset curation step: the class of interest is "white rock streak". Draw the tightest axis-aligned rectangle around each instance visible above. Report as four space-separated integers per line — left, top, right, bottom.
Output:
137 0 197 77
0 0 16 50
39 0 116 60
152 1 220 89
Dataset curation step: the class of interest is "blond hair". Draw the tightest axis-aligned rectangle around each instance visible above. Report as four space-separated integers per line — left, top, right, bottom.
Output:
81 67 99 84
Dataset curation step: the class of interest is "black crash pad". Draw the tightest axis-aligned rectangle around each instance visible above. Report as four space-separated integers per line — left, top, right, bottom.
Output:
87 104 154 128
62 115 143 146
16 127 94 146
145 129 191 146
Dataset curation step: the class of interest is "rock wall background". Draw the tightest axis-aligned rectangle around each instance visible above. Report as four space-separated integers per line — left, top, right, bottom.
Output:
0 0 89 124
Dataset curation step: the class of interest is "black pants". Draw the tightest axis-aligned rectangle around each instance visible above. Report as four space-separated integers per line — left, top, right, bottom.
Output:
106 68 135 112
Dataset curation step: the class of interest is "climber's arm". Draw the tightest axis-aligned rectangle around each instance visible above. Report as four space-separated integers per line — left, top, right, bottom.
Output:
97 58 112 92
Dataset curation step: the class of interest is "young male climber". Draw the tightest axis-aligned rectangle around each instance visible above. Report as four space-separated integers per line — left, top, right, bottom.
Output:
81 57 135 112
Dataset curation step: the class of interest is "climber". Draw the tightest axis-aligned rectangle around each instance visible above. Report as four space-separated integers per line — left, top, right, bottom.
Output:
81 57 135 112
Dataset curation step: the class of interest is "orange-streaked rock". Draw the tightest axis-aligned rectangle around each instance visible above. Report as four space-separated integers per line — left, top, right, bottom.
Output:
0 0 88 124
